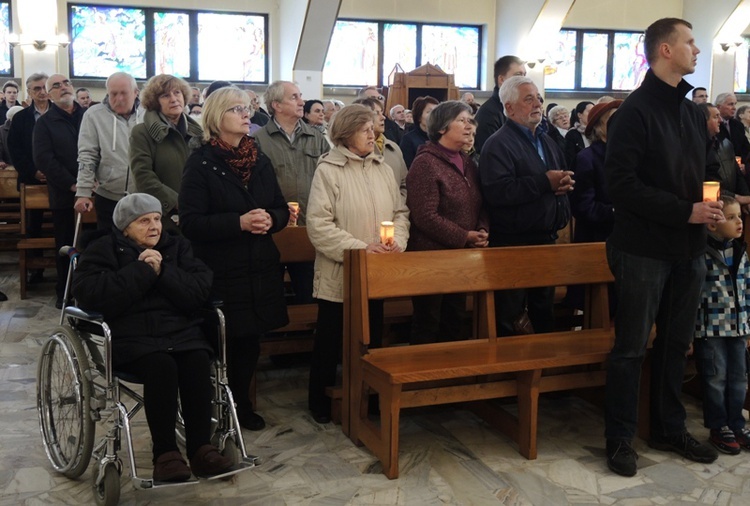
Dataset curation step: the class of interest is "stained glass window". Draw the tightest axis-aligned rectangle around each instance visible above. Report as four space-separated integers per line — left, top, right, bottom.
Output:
580 33 608 88
69 4 268 83
613 32 647 90
422 25 479 89
544 29 646 92
323 20 378 86
383 23 416 85
154 12 190 78
0 2 11 76
324 19 481 89
70 5 146 79
735 40 749 94
544 30 576 90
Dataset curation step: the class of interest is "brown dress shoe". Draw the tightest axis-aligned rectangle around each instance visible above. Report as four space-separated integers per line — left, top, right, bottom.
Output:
153 450 191 482
189 444 234 477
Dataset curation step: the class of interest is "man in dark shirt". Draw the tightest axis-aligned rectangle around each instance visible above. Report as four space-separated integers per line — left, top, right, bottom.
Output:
603 17 719 477
479 76 573 336
715 91 750 163
474 55 526 153
32 74 85 308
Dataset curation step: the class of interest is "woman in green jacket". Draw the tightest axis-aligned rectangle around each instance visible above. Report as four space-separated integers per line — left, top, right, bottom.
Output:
130 74 202 231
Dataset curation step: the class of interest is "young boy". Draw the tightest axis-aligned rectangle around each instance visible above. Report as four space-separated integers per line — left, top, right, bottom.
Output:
694 195 750 454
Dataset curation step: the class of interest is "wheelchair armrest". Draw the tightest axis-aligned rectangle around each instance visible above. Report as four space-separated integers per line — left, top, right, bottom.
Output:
64 306 104 322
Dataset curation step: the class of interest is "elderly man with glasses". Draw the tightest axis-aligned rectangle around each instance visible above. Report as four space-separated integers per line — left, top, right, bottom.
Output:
31 74 86 308
8 73 52 284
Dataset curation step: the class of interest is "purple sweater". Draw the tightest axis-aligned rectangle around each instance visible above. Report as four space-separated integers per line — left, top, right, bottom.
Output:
406 142 487 251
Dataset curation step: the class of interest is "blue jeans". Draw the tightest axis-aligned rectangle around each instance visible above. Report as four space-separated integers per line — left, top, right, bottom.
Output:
604 242 706 441
694 336 748 431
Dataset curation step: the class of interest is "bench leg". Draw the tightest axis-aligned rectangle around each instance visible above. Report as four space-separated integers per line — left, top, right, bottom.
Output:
517 369 541 459
19 250 27 300
378 382 402 479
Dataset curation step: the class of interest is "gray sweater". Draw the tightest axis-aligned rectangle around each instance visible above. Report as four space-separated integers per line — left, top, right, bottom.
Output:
76 97 139 201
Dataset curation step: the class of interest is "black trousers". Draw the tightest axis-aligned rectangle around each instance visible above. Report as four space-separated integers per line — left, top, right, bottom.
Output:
308 299 383 415
94 193 118 231
118 349 212 461
410 293 467 344
281 261 315 304
223 308 260 414
51 209 75 300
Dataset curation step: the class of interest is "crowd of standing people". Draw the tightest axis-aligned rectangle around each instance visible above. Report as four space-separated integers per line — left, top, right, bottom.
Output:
1 15 748 482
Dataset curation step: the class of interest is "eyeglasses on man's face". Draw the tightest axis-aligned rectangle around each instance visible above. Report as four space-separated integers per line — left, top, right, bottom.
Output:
48 79 72 90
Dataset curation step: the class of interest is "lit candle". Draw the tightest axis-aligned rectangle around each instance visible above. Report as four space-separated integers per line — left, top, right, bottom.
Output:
380 221 395 246
287 202 299 227
702 181 720 202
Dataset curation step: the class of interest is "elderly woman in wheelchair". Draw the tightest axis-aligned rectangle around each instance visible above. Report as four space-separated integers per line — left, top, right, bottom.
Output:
71 193 233 482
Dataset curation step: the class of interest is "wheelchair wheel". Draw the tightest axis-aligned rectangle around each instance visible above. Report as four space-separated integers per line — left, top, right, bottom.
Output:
37 326 95 478
222 437 242 465
93 464 120 506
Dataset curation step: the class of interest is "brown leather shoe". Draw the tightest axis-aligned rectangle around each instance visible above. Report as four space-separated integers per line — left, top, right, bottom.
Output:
190 444 233 477
153 451 191 482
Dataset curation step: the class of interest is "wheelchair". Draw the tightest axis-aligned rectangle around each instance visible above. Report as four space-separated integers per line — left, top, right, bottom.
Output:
36 215 259 505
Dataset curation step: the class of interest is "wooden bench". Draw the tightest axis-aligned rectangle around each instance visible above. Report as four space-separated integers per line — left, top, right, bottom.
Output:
342 242 643 479
250 226 414 407
18 184 57 299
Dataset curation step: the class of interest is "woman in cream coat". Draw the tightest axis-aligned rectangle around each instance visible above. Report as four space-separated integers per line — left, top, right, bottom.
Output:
306 104 409 423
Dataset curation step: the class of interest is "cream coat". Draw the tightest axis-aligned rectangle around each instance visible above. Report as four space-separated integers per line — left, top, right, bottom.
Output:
307 146 409 302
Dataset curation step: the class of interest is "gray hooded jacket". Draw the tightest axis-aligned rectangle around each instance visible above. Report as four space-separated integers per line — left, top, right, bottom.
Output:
76 96 139 201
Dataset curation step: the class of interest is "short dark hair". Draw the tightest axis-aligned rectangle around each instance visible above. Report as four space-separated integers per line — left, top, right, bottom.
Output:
644 18 692 65
75 87 89 95
493 55 524 82
303 99 323 115
2 81 18 92
427 100 472 142
571 101 594 125
698 102 716 121
692 86 706 98
410 96 440 127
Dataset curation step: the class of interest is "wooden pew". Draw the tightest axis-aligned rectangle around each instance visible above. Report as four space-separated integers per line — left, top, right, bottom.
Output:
250 227 415 408
342 243 645 479
18 184 56 299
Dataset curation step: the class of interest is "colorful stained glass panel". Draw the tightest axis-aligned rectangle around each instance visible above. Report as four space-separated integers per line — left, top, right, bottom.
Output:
735 40 749 94
613 32 647 90
197 13 266 82
0 2 10 75
154 12 190 78
383 23 416 85
581 33 608 88
323 20 378 86
421 25 479 89
70 5 146 79
544 30 576 90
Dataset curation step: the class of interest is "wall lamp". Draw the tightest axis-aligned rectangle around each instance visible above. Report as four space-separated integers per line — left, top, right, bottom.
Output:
8 33 69 51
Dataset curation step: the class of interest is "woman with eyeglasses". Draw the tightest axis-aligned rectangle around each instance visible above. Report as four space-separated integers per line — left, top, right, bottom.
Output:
179 87 290 431
130 74 203 232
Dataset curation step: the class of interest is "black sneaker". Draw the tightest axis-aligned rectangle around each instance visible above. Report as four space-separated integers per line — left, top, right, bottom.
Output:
606 439 638 477
238 409 265 431
649 431 718 463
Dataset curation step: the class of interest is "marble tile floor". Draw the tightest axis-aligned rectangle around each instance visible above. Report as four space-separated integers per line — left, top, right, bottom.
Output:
0 259 749 505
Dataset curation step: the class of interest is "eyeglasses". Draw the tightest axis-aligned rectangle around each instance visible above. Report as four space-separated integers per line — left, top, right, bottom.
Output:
48 80 72 90
376 95 385 102
226 105 252 116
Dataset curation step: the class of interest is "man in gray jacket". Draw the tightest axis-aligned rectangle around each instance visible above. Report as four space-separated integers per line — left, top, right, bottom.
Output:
75 72 139 229
253 80 329 303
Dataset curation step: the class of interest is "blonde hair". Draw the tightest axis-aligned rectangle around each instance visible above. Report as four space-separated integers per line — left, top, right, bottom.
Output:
328 105 375 148
201 87 252 142
139 74 191 112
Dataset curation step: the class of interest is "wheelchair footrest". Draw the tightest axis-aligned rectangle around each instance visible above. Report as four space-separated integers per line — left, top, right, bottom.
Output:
203 457 259 481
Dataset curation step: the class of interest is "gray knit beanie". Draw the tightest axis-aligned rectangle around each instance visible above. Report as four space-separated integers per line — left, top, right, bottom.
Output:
113 193 162 231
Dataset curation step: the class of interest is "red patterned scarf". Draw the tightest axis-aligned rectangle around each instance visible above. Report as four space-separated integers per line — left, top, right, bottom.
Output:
208 135 258 185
